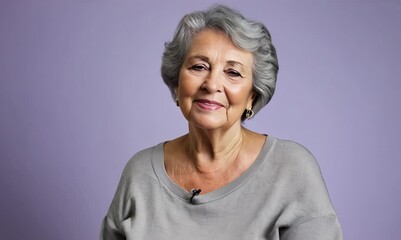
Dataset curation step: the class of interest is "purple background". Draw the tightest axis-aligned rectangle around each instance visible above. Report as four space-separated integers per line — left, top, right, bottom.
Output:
1 0 400 239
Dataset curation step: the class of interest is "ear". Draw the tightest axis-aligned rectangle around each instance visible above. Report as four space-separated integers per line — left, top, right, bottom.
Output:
246 92 255 109
174 86 179 98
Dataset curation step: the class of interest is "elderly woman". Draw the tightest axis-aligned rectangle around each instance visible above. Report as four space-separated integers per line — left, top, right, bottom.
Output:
100 5 342 240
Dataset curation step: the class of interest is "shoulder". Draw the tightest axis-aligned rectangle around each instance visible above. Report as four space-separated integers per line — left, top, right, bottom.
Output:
110 143 163 204
120 143 163 182
269 137 319 173
269 137 322 181
103 143 164 233
267 137 335 213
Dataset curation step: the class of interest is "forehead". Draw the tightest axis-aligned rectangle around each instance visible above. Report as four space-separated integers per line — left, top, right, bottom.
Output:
186 29 253 66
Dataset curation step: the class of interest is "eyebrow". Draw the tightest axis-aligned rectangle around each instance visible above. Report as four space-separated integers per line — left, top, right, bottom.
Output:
187 55 245 68
187 55 209 62
227 60 244 67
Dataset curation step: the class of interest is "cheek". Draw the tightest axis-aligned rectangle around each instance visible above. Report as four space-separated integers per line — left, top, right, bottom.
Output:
177 72 200 97
176 73 195 111
226 85 253 106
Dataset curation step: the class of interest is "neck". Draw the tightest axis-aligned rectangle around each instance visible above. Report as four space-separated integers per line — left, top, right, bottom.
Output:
185 122 247 173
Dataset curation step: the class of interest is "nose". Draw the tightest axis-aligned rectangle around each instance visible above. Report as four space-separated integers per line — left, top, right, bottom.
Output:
201 69 223 93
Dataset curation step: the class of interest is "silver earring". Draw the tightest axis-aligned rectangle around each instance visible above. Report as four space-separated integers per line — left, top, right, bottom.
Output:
175 97 179 106
245 109 254 119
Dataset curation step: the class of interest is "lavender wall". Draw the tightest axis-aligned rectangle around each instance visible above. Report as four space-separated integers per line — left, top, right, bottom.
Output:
1 0 400 239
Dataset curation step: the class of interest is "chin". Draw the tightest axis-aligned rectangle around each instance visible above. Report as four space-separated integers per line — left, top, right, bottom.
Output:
190 116 227 130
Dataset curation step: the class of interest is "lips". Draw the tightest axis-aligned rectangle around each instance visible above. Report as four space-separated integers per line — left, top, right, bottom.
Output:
194 99 225 110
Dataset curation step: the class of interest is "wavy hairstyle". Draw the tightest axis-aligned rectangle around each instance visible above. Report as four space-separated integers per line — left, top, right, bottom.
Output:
161 5 279 120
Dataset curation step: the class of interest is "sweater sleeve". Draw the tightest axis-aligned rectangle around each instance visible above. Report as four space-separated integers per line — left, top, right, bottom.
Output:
99 216 126 240
99 163 136 240
280 214 343 240
274 140 343 240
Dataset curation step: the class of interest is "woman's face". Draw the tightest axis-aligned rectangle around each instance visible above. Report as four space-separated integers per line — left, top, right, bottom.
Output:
176 29 254 131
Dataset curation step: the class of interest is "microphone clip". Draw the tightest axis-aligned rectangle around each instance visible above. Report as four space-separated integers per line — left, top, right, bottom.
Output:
189 189 201 204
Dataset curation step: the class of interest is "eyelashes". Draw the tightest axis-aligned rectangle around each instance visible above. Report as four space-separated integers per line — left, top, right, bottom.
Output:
189 64 208 71
189 64 244 78
224 69 243 78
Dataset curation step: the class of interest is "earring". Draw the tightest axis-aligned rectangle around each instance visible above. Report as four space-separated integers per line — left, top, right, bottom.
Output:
245 109 254 119
175 97 179 106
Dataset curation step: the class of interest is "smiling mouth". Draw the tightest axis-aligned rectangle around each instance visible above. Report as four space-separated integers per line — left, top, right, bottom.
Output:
194 99 225 110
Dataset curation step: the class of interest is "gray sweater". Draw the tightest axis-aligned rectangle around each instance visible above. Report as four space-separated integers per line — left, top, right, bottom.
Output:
100 136 342 239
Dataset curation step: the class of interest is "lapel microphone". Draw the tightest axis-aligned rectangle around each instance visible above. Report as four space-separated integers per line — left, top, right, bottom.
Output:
190 189 201 204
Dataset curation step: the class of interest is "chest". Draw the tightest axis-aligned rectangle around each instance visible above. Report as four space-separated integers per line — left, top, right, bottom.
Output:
122 186 282 240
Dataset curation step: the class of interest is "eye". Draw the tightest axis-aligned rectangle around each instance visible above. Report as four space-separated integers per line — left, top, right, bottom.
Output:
189 64 209 71
224 69 243 78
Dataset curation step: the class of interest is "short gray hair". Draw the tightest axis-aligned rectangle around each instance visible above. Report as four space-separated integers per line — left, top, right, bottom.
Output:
161 5 279 120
